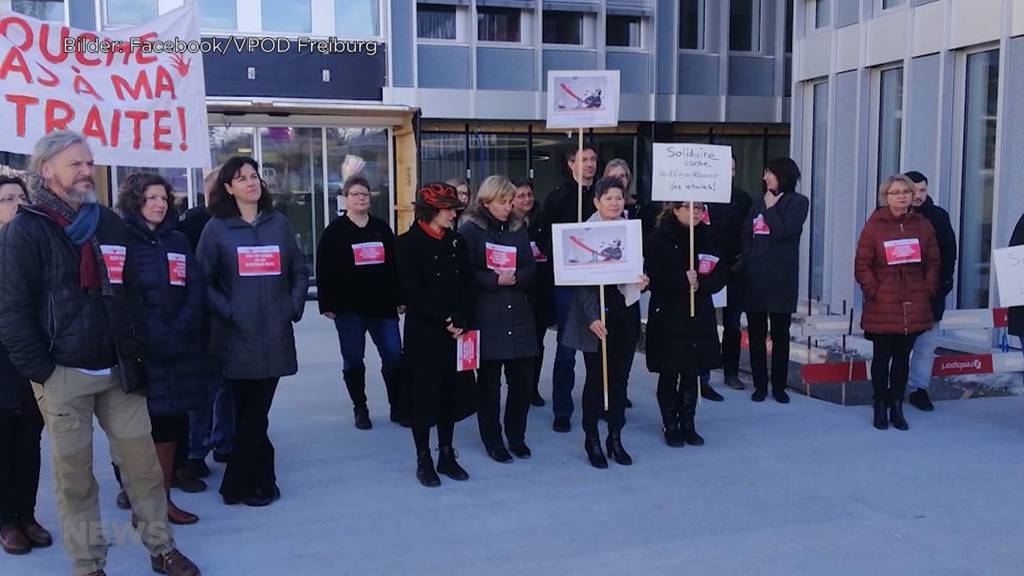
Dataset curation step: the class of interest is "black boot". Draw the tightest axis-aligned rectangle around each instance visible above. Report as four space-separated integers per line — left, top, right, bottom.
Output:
751 385 768 402
605 430 633 465
382 368 407 425
679 384 704 446
699 373 724 402
889 389 909 431
436 447 469 481
584 436 608 469
416 450 441 487
873 399 889 430
344 368 371 430
660 406 685 447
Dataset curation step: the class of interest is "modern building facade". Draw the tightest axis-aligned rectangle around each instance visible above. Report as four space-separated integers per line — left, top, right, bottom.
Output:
790 0 1024 351
0 0 794 280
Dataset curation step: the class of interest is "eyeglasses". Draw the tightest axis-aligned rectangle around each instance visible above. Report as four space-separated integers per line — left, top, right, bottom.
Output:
346 191 370 198
0 194 27 204
886 190 913 197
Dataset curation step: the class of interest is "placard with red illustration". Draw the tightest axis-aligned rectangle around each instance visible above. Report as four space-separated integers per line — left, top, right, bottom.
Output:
883 238 922 265
100 245 126 284
237 246 282 277
456 330 481 372
167 252 187 286
352 242 386 266
485 243 517 273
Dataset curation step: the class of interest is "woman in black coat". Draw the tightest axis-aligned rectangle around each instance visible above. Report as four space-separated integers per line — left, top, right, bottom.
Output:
0 176 51 554
513 179 553 408
196 157 309 507
741 157 809 404
116 172 217 524
317 176 404 430
397 182 476 487
1008 212 1024 353
459 176 538 462
646 201 728 447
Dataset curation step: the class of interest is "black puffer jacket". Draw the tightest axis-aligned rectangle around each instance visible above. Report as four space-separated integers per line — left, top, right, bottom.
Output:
914 197 957 321
523 207 554 329
458 208 538 361
0 205 145 387
0 340 31 412
124 211 216 415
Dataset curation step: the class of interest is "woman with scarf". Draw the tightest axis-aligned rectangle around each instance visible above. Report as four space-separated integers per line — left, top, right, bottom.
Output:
117 173 217 524
561 176 648 468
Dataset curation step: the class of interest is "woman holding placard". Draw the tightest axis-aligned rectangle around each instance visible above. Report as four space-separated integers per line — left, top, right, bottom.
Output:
855 175 940 431
741 158 809 404
118 173 217 524
561 177 648 469
196 157 309 506
317 176 404 431
645 201 728 447
459 176 538 462
513 179 553 408
397 182 476 487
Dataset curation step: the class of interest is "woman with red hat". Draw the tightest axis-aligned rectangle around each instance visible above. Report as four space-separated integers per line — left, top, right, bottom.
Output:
396 182 477 487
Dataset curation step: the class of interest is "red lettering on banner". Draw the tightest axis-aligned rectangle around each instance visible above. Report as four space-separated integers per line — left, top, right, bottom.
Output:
0 15 32 49
176 107 187 150
5 94 38 136
81 105 107 146
109 109 121 147
44 99 73 131
152 109 172 151
153 65 176 99
37 24 69 64
932 354 993 377
72 32 101 67
71 66 103 101
133 32 159 65
123 110 148 150
0 47 32 83
112 70 153 101
35 62 57 87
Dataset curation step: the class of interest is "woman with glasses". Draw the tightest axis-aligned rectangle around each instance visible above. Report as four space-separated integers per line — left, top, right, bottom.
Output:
855 175 940 431
0 177 52 555
196 157 309 506
317 176 404 430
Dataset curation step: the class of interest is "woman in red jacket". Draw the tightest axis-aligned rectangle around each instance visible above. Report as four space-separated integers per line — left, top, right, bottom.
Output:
855 175 940 431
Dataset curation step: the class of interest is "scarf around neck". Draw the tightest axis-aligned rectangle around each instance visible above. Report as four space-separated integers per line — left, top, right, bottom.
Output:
32 187 113 295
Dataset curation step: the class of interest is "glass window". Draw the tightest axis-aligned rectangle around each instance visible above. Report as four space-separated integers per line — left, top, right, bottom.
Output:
815 0 830 28
469 134 528 193
882 0 906 9
104 0 157 27
336 0 380 37
478 7 521 42
198 0 236 29
262 0 311 33
420 133 468 192
877 67 903 189
810 81 829 301
785 0 793 52
418 4 457 40
259 127 323 275
325 128 391 223
543 11 583 45
12 0 64 22
679 0 703 50
114 166 190 214
606 15 642 48
729 0 760 52
958 50 1000 309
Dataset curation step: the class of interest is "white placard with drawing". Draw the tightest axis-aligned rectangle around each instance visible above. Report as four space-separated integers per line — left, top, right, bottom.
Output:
552 220 643 286
546 70 621 129
992 246 1024 307
651 143 733 203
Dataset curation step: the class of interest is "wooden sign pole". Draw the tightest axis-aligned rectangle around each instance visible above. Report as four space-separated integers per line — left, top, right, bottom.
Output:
689 203 696 318
577 126 584 222
599 285 609 411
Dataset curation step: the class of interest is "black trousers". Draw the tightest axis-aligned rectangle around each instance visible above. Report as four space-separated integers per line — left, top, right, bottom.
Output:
476 357 534 448
870 334 918 401
0 399 43 524
656 370 699 421
530 323 547 399
747 311 792 393
582 312 638 438
220 378 279 500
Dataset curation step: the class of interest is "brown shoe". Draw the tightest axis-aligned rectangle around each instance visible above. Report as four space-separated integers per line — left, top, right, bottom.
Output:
22 520 53 548
155 443 200 525
0 522 30 555
151 548 201 576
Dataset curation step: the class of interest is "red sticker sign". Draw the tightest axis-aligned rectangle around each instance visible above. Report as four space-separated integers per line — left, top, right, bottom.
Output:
883 238 922 266
752 214 770 236
352 242 386 266
485 243 517 273
530 241 548 263
456 330 480 372
237 246 282 277
697 253 720 275
167 252 187 286
931 354 993 377
100 245 126 284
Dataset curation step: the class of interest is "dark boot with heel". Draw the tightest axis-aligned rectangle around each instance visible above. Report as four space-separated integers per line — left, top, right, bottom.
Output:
679 385 704 446
585 436 608 468
436 447 469 481
605 430 632 465
344 368 371 430
416 450 441 487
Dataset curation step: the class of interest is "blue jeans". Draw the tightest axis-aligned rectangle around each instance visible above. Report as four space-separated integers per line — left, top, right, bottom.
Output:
908 325 940 391
333 312 402 372
188 380 235 459
551 286 578 420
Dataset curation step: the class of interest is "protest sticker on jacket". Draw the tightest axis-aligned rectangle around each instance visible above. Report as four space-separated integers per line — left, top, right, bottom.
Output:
352 242 386 266
752 214 771 236
485 242 517 273
167 252 186 286
697 253 719 275
456 330 480 372
0 4 210 168
530 241 548 263
883 238 922 265
237 246 282 277
100 244 126 284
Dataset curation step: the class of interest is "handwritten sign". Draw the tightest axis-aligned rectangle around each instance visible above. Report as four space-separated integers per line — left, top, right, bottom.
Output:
652 143 732 203
992 246 1024 307
546 70 620 129
0 4 210 168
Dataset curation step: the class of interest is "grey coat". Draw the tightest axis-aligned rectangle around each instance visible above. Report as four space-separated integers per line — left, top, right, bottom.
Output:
458 208 538 361
196 212 309 380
